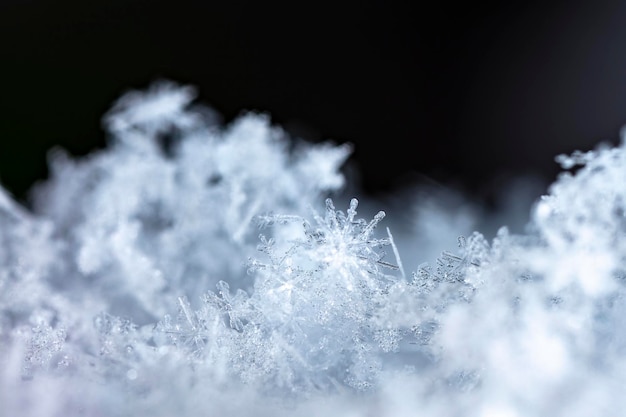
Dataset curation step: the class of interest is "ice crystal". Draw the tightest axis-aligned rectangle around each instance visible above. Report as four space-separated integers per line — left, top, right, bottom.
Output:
30 80 351 323
3 80 626 417
20 321 67 378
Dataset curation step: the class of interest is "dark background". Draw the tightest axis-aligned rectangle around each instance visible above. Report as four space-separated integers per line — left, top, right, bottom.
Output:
2 0 626 208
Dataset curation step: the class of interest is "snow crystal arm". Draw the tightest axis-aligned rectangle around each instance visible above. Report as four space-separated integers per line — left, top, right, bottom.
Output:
178 296 198 332
387 227 406 279
359 210 386 241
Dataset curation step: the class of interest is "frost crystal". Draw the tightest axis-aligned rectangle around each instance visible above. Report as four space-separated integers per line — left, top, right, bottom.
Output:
3 80 626 416
21 321 67 378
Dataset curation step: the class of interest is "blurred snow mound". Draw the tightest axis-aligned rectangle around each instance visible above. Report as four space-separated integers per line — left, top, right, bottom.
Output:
2 80 626 416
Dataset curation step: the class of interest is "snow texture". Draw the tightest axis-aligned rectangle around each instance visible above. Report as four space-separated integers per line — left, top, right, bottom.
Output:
2 80 626 416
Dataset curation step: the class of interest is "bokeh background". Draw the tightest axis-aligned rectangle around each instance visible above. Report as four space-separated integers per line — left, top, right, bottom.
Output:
2 0 626 208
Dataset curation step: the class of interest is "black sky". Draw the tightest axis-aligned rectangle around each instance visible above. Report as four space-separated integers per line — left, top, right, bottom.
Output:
2 0 626 206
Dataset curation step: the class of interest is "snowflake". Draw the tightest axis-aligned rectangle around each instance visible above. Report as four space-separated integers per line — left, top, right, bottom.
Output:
304 198 397 282
21 321 67 378
156 296 210 359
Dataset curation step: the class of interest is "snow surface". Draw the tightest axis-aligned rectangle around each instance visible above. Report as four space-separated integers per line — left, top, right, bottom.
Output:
1 80 626 416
